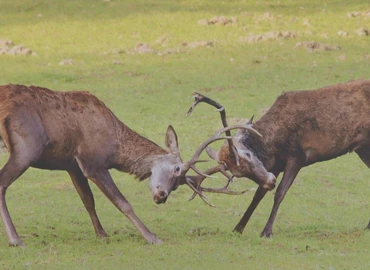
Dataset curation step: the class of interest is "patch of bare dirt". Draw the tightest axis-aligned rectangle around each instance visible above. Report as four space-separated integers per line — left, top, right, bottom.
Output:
155 35 169 45
156 48 182 56
125 43 155 55
295 41 340 52
239 31 297 43
303 18 312 27
338 54 346 61
182 40 214 49
125 43 171 55
198 16 237 26
355 28 369 36
124 40 214 56
113 60 122 65
260 11 275 21
347 9 370 18
59 59 74 65
0 39 36 56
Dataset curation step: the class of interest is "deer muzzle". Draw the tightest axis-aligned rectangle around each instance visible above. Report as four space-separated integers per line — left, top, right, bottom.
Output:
153 189 168 204
261 172 276 191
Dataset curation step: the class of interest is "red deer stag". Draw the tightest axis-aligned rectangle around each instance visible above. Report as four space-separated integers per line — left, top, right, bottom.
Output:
187 79 370 237
0 84 256 247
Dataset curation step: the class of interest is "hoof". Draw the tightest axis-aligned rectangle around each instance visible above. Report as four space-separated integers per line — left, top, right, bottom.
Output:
8 239 26 248
148 237 163 245
97 231 109 238
233 228 244 234
233 225 245 234
260 231 273 238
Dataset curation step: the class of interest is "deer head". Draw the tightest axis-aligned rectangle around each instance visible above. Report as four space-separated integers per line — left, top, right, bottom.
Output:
148 125 188 204
186 92 276 191
205 128 276 190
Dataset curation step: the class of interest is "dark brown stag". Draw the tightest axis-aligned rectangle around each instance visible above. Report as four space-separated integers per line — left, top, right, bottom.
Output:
0 84 250 247
188 79 370 237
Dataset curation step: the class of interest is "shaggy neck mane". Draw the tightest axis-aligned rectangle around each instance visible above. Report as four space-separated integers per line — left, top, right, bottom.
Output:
128 155 165 181
114 121 168 181
240 131 270 168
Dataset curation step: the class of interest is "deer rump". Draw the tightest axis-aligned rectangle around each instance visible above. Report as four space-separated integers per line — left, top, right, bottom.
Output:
0 85 117 170
188 79 370 237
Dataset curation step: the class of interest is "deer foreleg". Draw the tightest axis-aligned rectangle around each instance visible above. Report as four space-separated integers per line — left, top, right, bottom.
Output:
260 160 301 237
68 170 108 238
87 168 162 244
233 186 268 234
355 147 370 230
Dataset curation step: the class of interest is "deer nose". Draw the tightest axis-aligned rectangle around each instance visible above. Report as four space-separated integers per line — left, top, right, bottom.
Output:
153 189 168 204
262 173 276 191
158 190 167 198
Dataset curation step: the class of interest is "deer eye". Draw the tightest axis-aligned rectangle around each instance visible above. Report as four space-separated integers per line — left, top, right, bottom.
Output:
245 152 252 158
174 165 181 173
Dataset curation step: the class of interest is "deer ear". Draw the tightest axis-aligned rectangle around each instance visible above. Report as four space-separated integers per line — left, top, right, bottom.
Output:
247 115 255 125
165 125 179 154
205 147 219 161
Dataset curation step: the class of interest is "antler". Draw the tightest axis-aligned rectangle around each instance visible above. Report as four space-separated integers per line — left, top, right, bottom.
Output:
184 124 261 177
181 124 261 206
184 164 245 207
186 163 249 202
183 92 262 206
187 92 241 165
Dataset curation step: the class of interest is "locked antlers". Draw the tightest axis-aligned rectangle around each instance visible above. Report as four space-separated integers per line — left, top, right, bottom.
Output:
183 93 262 206
182 125 257 206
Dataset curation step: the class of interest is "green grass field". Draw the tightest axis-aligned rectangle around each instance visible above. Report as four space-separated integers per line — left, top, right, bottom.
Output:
0 0 369 269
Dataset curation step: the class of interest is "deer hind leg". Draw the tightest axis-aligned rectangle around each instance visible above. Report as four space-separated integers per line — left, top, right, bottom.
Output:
67 170 108 238
260 160 301 237
355 147 370 230
0 113 48 247
0 155 31 247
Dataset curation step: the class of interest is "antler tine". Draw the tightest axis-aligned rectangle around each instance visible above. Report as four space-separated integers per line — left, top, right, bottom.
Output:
190 124 262 163
200 186 248 195
185 164 222 206
187 92 252 166
186 164 249 207
200 164 248 195
186 92 202 116
185 178 216 207
188 135 233 165
217 124 262 138
186 92 225 115
189 164 216 178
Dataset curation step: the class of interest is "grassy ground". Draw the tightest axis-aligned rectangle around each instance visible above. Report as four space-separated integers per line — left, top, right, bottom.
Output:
0 0 369 269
